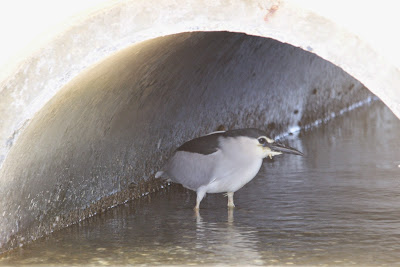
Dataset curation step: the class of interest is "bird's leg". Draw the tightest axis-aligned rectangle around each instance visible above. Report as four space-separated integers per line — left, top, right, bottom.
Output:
227 192 235 208
194 188 206 210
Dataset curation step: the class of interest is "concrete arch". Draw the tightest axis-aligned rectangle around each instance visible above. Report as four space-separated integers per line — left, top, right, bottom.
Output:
0 0 399 252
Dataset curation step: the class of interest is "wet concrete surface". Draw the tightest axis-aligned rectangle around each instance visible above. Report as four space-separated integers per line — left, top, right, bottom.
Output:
1 100 400 266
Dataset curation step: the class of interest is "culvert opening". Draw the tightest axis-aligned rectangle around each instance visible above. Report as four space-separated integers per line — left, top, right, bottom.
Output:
0 31 381 258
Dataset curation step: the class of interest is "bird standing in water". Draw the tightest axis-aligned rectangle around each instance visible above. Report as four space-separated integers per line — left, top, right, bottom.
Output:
156 128 303 210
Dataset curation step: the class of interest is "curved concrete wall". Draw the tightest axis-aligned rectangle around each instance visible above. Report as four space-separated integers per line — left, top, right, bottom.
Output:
0 31 371 252
0 0 398 252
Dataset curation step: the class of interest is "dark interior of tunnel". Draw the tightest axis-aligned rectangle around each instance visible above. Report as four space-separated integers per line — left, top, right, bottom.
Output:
0 31 373 253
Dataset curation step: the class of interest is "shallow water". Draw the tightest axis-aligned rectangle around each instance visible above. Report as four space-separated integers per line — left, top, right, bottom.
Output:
2 100 400 266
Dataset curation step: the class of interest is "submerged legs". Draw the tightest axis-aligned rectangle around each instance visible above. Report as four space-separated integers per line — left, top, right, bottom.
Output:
194 189 235 209
194 187 207 210
227 192 235 208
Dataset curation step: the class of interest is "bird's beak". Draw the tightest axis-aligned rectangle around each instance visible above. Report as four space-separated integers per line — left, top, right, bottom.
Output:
267 142 304 156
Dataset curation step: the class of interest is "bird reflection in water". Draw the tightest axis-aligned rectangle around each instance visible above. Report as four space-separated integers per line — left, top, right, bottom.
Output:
194 207 265 265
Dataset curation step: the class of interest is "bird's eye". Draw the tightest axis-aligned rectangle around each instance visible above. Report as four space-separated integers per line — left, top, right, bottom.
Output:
258 137 266 145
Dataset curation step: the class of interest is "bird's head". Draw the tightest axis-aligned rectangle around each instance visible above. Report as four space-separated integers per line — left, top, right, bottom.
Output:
255 135 304 159
221 128 304 159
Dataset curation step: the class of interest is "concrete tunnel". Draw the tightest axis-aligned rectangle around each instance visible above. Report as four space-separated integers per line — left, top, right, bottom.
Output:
1 0 400 252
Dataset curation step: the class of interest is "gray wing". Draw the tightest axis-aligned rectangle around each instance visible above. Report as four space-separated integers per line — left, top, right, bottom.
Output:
163 150 220 190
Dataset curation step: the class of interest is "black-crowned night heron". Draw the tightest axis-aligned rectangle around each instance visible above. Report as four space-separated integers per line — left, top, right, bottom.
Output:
156 128 303 210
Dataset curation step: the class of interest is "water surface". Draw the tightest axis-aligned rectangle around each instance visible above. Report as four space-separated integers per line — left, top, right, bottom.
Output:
1 100 400 266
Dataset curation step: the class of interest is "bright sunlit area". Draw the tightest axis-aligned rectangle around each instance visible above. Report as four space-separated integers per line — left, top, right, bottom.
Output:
0 0 113 81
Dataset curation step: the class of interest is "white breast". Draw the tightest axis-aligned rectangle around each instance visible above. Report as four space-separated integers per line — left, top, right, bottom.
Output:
204 136 264 193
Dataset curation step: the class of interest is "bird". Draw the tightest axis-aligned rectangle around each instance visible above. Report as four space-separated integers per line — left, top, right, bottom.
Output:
156 128 303 210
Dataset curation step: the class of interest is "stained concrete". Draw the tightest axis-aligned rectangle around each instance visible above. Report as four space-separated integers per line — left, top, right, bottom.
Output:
0 32 371 252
